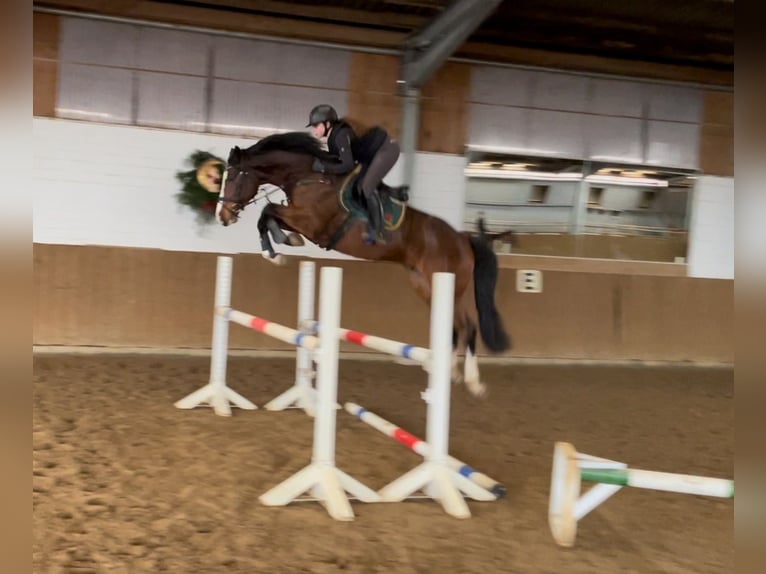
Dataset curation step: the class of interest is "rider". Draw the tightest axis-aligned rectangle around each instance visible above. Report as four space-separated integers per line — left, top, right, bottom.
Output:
305 104 402 245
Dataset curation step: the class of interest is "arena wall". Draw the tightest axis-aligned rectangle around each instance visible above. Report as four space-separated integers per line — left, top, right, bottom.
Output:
33 243 732 363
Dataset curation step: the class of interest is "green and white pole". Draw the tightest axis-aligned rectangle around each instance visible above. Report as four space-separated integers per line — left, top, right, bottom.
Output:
581 467 734 498
549 442 734 548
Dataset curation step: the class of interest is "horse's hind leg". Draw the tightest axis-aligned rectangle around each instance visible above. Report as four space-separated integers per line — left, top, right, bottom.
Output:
463 318 486 398
452 328 463 385
409 268 468 387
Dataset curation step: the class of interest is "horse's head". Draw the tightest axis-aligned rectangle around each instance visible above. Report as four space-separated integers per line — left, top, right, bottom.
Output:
217 133 327 226
216 146 264 226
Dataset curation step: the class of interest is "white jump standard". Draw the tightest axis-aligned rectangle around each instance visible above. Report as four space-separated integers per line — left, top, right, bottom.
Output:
174 256 257 417
260 260 501 517
548 441 734 547
175 259 321 417
263 261 319 416
368 272 497 519
259 266 381 521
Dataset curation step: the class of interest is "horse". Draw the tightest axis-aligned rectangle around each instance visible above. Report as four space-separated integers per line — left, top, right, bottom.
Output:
216 131 511 397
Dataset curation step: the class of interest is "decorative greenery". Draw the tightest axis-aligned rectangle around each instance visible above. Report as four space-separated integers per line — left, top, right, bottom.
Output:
175 150 225 225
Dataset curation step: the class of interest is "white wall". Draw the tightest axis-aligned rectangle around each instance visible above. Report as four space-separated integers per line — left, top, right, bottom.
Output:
32 118 466 256
687 176 734 279
409 153 466 231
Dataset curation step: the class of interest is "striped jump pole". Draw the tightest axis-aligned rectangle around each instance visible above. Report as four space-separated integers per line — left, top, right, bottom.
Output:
548 441 734 547
306 321 431 365
259 266 380 521
345 402 506 499
174 256 258 417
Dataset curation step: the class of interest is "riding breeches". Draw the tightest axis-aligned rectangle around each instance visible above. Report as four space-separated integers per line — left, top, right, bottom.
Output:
359 138 400 199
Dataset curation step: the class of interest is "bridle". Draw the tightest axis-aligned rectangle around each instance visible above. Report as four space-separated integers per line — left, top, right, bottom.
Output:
215 160 333 225
216 166 262 223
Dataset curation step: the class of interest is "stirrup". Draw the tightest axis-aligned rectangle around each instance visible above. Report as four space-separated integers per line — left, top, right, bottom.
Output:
363 228 387 246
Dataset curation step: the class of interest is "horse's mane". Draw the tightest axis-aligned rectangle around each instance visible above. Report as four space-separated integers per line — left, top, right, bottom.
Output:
245 131 329 160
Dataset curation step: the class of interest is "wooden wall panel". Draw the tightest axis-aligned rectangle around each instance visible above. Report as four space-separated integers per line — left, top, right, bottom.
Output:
418 62 471 154
620 274 733 362
34 244 733 364
33 12 59 117
498 269 619 359
699 90 733 176
347 53 402 140
703 91 734 126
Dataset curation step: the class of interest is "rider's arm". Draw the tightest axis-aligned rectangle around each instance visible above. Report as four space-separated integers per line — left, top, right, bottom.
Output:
323 126 356 174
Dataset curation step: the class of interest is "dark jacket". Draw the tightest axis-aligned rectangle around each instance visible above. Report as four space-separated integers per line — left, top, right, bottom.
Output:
322 122 357 175
320 122 389 175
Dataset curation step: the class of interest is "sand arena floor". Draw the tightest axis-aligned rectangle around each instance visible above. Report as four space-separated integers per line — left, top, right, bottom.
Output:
33 355 733 573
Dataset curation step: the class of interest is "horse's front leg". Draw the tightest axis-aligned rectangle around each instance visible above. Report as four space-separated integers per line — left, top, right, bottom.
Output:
257 208 286 265
266 216 304 247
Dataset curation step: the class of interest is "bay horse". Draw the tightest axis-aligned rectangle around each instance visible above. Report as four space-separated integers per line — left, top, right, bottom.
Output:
216 131 510 397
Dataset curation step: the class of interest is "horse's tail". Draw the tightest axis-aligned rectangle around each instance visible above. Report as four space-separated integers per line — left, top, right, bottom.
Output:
469 235 511 353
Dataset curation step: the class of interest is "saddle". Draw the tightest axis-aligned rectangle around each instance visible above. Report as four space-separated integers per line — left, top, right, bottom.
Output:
337 166 407 231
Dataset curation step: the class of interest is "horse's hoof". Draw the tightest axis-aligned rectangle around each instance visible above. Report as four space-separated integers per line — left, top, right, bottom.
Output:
262 251 286 266
287 233 304 247
466 380 488 398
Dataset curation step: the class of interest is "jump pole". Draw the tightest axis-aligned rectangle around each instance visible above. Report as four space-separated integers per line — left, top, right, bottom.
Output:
344 402 506 498
548 441 734 547
174 256 257 417
258 266 380 521
305 321 430 365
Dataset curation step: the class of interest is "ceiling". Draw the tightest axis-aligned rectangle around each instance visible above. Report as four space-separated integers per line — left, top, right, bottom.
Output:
150 0 733 71
36 0 733 85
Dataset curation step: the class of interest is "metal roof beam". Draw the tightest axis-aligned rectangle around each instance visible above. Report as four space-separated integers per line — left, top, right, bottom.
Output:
400 0 502 90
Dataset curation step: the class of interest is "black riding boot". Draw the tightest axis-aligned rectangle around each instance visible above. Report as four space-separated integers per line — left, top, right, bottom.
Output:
365 191 387 245
380 182 409 202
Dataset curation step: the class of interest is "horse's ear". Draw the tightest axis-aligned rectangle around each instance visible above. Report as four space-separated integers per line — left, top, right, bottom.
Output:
228 146 241 165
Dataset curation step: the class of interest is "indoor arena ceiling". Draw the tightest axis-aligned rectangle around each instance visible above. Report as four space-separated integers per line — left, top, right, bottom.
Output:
36 0 734 83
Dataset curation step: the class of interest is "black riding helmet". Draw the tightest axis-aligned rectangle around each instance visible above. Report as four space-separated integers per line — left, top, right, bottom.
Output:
306 104 338 127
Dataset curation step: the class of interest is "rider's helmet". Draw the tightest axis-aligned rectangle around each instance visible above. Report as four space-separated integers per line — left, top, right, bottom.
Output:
306 104 338 127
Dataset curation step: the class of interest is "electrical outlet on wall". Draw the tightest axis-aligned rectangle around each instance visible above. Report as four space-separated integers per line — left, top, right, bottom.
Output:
516 269 543 293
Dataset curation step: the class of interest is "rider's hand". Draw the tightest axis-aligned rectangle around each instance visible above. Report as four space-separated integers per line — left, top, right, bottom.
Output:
311 158 326 173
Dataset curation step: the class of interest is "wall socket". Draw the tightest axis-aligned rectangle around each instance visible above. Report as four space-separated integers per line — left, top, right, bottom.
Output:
516 269 543 293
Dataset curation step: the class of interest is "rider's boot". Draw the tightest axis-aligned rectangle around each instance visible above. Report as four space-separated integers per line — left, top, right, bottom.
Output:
364 191 387 245
380 182 409 202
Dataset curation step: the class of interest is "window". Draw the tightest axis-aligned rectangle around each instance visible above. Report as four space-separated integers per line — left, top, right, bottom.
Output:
639 190 657 209
588 187 604 206
528 184 549 204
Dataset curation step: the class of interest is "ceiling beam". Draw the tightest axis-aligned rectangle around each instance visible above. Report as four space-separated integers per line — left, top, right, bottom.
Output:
401 0 502 89
183 0 429 31
384 0 449 8
35 0 407 47
455 41 733 87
